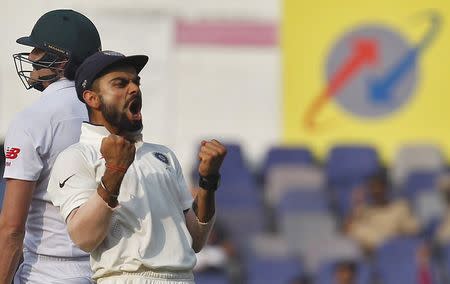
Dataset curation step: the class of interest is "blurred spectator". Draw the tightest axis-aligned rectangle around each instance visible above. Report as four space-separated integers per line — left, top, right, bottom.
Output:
334 260 357 284
435 174 450 245
344 171 420 252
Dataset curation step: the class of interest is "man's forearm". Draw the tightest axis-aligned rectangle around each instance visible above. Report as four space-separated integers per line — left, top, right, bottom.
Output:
67 169 124 252
186 189 216 253
189 139 225 252
192 189 215 223
0 228 24 284
67 192 114 252
0 179 35 283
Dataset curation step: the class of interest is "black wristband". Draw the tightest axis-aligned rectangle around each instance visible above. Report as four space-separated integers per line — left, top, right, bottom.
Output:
198 174 221 192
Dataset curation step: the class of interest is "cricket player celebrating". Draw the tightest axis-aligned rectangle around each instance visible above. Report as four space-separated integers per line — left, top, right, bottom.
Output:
47 50 226 284
0 10 101 283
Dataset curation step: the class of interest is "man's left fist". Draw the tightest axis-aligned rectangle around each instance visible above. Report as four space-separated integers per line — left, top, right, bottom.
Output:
198 139 227 177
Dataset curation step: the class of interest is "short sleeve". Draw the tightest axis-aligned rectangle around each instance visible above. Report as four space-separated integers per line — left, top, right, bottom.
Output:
47 147 98 221
3 120 43 181
169 150 193 211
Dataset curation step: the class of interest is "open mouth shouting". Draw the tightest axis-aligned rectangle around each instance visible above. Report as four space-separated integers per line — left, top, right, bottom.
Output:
127 95 142 121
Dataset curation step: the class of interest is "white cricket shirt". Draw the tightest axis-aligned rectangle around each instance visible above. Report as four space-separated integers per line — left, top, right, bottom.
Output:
3 79 89 258
48 123 196 279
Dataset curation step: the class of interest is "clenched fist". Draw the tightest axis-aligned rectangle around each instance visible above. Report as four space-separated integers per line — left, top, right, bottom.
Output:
100 134 136 170
198 139 227 177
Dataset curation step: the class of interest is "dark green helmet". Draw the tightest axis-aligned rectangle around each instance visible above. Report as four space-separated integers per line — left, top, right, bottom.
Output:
17 9 101 65
13 9 102 91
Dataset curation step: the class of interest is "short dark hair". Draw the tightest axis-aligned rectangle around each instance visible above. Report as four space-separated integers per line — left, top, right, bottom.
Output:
369 168 389 186
64 59 80 80
83 78 101 119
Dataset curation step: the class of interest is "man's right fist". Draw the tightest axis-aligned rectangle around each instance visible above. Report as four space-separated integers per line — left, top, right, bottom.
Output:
100 134 136 170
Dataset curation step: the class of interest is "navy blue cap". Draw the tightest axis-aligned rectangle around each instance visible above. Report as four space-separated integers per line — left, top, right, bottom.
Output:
75 50 148 102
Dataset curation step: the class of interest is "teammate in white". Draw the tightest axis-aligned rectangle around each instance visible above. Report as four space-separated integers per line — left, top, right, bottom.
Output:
0 10 101 284
47 50 227 284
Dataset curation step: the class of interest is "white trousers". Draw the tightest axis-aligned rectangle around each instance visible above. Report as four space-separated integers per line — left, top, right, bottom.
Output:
13 252 92 284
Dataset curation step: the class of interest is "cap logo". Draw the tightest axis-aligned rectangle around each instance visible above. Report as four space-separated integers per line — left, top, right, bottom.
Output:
43 42 70 56
102 50 124 57
82 80 87 89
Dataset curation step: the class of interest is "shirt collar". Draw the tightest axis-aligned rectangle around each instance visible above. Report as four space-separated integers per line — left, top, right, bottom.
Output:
79 122 144 148
43 78 75 94
80 122 111 148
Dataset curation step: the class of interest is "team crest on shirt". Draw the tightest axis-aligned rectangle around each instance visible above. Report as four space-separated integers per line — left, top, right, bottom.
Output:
153 152 169 165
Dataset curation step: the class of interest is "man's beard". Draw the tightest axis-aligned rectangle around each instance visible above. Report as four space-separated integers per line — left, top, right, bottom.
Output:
100 96 143 133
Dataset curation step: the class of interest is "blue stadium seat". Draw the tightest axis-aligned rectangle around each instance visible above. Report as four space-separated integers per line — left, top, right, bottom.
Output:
276 189 329 217
247 255 302 284
221 143 246 168
329 183 361 218
195 270 229 284
316 259 372 284
325 145 380 186
264 165 325 208
392 144 444 187
261 146 314 179
215 184 261 209
281 213 336 255
282 213 362 273
220 143 255 187
213 173 265 249
414 191 445 241
444 245 450 279
402 171 438 200
375 238 421 284
215 206 265 251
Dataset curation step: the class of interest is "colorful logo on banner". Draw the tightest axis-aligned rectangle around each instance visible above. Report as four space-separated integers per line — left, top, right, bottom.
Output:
283 0 450 162
304 13 441 130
